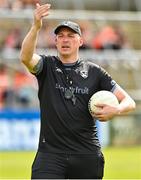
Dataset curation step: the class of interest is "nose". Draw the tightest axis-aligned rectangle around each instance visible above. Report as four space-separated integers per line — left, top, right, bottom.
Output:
62 36 69 42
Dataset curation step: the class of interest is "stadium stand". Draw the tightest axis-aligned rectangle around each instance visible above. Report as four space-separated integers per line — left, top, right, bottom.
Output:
0 0 141 110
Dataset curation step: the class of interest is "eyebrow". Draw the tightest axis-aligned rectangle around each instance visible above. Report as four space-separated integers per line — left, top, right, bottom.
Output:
57 31 76 36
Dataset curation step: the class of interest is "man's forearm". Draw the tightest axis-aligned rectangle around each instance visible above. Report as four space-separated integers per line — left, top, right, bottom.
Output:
118 96 136 115
20 25 39 64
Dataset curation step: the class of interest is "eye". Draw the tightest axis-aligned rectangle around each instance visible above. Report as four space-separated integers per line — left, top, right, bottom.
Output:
68 34 75 38
57 34 63 38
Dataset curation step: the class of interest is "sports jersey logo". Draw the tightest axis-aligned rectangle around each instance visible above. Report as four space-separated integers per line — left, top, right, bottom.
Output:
55 67 63 73
80 70 88 79
56 83 89 95
111 80 116 86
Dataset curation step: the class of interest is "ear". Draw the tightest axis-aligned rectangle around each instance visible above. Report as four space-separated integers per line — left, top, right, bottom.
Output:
79 37 83 47
55 37 57 46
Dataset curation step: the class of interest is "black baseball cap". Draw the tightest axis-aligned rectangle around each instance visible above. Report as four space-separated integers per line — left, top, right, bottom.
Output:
54 21 82 36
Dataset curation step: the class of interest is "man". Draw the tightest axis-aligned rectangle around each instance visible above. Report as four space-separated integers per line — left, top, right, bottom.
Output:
20 3 136 179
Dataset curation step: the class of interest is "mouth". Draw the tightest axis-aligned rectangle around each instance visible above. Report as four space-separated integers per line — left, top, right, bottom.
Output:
61 45 70 50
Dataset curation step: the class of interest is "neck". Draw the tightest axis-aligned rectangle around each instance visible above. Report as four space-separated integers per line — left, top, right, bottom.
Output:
58 54 79 64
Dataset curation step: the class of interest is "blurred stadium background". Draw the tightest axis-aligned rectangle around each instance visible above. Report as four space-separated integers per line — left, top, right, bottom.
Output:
0 0 141 179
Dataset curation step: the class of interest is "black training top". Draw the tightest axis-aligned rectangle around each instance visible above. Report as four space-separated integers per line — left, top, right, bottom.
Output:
33 55 116 154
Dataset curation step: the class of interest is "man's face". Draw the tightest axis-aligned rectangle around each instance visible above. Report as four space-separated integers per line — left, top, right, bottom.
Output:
55 27 83 57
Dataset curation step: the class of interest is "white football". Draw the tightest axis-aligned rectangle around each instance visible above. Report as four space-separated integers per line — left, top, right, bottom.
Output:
88 90 119 115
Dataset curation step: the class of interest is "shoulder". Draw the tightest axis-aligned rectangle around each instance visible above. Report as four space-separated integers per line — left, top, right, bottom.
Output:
34 55 58 76
39 55 59 66
40 55 57 62
79 58 110 79
80 58 102 71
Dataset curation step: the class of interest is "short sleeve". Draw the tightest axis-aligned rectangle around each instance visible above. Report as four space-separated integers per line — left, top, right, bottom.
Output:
99 67 117 92
33 57 43 75
34 55 48 77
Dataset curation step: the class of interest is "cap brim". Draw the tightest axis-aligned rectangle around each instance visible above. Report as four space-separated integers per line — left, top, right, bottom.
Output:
54 25 80 35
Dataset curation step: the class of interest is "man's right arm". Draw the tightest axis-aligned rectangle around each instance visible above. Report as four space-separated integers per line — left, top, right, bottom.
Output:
20 3 51 73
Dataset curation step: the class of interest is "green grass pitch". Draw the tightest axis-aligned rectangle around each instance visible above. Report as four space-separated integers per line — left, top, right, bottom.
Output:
0 146 141 179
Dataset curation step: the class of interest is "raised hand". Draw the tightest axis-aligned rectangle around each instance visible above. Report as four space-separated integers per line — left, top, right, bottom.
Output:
33 3 51 30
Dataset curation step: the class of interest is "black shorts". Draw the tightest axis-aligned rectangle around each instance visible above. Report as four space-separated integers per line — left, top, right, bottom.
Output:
31 150 105 179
